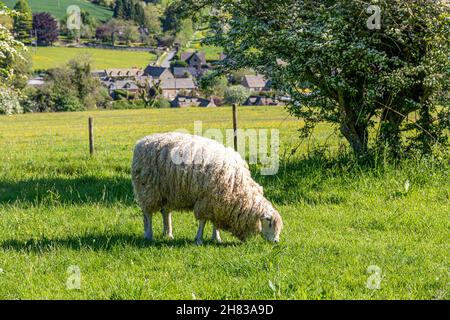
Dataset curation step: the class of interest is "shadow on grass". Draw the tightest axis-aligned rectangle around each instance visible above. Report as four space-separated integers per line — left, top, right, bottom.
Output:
252 154 355 205
0 233 241 253
0 153 358 207
0 176 134 206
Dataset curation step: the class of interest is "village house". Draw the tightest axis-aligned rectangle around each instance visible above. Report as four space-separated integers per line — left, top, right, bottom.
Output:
244 96 285 106
242 75 271 92
160 78 197 99
104 68 143 80
171 96 216 108
173 67 201 79
180 51 210 77
104 80 140 98
143 66 174 81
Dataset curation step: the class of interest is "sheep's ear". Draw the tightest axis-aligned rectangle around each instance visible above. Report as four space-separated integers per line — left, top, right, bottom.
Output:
261 213 272 221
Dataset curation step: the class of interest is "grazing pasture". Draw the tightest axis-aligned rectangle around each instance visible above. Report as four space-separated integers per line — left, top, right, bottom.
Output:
30 47 156 71
0 106 448 299
2 0 113 20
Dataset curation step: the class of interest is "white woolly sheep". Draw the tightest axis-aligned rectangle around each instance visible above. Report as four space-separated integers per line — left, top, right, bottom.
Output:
131 132 283 245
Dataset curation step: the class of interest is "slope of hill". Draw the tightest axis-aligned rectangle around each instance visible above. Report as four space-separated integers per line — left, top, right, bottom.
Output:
2 0 113 20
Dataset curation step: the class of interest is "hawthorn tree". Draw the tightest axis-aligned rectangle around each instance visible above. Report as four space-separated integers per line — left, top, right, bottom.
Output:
180 0 449 156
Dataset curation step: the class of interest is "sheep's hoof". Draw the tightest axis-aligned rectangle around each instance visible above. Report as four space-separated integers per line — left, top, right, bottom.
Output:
195 238 203 246
212 237 222 244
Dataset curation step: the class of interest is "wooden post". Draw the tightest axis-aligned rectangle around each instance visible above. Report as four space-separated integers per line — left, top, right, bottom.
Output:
232 104 238 151
88 117 94 155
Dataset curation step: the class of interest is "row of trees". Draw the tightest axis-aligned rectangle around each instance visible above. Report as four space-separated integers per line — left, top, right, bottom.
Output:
11 0 59 45
10 0 195 48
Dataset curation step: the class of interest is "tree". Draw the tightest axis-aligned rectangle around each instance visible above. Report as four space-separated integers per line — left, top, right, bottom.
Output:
181 0 449 157
200 70 228 98
25 56 111 112
96 19 123 45
0 2 26 114
113 0 125 19
122 22 139 45
224 85 250 106
13 0 32 41
32 12 59 45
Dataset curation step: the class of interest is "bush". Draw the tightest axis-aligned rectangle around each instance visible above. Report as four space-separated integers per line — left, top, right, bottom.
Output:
111 100 146 110
54 95 84 112
0 86 23 115
224 85 250 106
153 97 171 109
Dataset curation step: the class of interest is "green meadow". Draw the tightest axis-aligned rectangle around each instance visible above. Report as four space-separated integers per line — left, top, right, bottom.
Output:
0 106 448 299
2 0 113 20
30 47 156 71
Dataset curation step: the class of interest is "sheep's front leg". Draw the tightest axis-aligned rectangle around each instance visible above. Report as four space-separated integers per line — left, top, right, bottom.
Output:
143 211 153 241
212 226 222 243
161 208 174 240
195 220 206 246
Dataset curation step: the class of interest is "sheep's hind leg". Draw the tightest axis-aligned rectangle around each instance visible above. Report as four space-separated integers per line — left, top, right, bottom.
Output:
161 208 174 240
195 220 206 246
143 211 153 242
212 226 222 244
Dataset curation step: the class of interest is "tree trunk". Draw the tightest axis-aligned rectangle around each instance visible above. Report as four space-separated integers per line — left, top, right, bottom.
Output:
338 93 369 156
378 108 404 158
340 121 368 156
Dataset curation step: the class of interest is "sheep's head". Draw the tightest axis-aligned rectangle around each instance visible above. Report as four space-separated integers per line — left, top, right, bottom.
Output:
260 207 283 243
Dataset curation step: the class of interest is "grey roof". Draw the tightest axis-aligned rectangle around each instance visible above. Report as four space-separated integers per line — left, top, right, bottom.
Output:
160 78 196 90
27 77 45 86
144 66 172 78
106 80 139 91
181 51 207 65
105 68 143 78
173 67 200 78
243 75 268 89
172 95 216 108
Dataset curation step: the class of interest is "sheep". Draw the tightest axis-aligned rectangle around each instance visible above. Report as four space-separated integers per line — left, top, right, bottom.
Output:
131 132 283 245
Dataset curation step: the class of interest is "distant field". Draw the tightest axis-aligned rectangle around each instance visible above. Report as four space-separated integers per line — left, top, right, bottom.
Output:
0 107 448 299
31 47 156 71
3 0 113 20
184 30 222 61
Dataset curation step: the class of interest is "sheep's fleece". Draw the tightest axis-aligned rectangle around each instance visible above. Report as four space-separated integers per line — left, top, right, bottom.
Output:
132 132 283 241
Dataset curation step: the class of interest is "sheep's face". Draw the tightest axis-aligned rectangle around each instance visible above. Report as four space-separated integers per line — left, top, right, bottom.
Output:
260 209 283 243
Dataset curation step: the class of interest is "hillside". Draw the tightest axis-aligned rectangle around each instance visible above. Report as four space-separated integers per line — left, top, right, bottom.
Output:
31 47 156 70
2 0 113 20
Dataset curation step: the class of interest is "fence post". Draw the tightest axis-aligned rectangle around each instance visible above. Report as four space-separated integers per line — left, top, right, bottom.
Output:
89 117 94 155
232 104 238 151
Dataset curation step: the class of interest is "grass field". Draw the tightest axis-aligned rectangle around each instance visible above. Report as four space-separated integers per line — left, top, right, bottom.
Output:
31 47 156 71
184 31 222 61
0 106 448 300
3 0 113 20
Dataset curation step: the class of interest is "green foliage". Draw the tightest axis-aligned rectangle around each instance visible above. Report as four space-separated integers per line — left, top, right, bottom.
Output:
224 85 250 105
199 69 228 98
25 56 111 112
0 1 26 114
183 0 450 157
12 0 32 41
